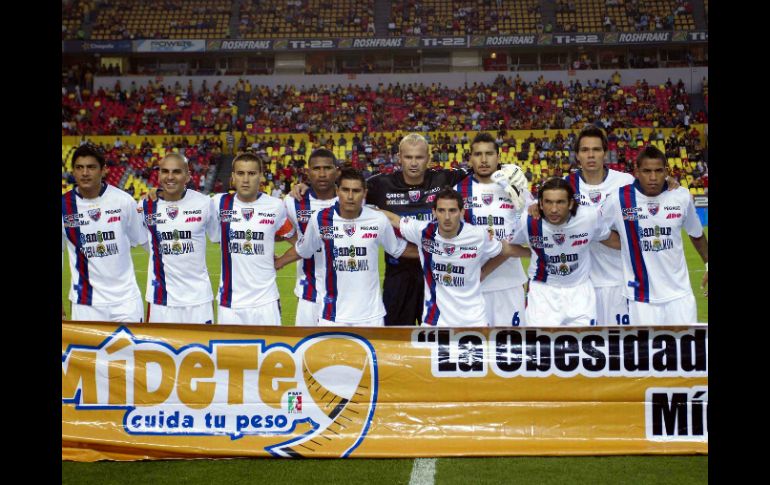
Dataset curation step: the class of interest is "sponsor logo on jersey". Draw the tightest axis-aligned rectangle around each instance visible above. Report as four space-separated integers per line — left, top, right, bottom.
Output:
105 209 121 214
553 233 566 245
622 207 643 221
242 208 254 221
408 190 421 202
572 239 588 246
183 210 202 215
666 213 682 219
296 209 313 223
344 223 356 237
259 219 275 225
88 208 101 222
166 206 179 220
569 232 589 239
185 216 202 223
107 216 121 223
443 243 456 256
386 193 405 199
664 206 681 211
648 202 660 216
499 203 515 209
460 253 477 259
425 194 436 203
320 226 336 240
362 233 377 239
144 213 162 226
589 190 602 203
482 193 494 205
459 246 478 251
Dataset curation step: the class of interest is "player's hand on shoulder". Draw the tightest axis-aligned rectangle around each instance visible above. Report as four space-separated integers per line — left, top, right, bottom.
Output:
491 164 528 210
288 183 308 200
527 202 540 219
140 187 161 202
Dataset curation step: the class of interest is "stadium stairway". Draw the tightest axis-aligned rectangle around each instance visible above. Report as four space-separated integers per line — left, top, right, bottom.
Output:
373 0 390 36
541 0 557 30
229 0 243 38
692 0 707 30
214 155 235 192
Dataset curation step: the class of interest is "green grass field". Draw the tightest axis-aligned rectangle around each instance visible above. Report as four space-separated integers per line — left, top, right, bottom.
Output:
62 228 708 484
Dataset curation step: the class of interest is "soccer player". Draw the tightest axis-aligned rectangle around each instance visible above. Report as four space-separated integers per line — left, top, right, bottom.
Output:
290 133 526 326
209 153 294 325
139 153 217 324
511 178 621 327
457 132 532 326
280 148 339 326
289 168 408 326
62 144 145 322
599 146 708 325
384 188 527 327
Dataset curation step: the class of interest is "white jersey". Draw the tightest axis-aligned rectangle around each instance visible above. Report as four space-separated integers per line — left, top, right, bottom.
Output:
455 177 529 291
61 183 144 306
139 190 217 307
566 169 635 287
210 192 293 309
511 206 611 287
399 218 502 326
600 182 703 304
296 204 406 324
284 190 338 302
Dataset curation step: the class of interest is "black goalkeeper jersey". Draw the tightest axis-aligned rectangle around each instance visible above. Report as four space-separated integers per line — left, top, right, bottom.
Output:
365 168 471 275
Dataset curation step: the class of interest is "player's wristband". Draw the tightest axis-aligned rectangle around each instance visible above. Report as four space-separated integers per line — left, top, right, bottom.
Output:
705 262 708 271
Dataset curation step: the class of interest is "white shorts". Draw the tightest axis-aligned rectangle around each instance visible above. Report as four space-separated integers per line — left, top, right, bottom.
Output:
628 293 698 325
217 300 282 326
484 286 527 327
71 296 144 323
319 316 384 327
295 298 322 327
525 280 597 327
147 301 214 324
594 285 631 326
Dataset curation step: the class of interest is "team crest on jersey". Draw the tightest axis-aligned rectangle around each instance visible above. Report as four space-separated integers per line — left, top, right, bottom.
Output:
647 202 659 216
87 208 101 222
553 233 566 245
408 190 421 202
482 193 494 206
589 191 602 203
443 243 456 256
344 223 356 237
241 208 254 221
166 206 179 220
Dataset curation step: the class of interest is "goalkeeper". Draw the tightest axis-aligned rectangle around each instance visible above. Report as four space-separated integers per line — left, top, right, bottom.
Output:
455 132 532 326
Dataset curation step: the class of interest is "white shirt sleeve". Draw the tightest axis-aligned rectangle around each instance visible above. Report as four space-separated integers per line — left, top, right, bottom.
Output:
479 230 503 263
587 206 611 242
379 213 407 258
509 212 529 245
207 195 221 243
125 196 147 246
598 192 619 231
682 191 704 238
397 216 422 244
295 213 322 259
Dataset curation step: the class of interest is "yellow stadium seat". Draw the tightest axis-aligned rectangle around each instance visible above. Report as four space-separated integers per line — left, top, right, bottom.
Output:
689 187 697 195
696 187 704 195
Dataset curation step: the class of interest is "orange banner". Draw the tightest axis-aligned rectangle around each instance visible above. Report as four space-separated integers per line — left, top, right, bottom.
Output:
62 323 708 461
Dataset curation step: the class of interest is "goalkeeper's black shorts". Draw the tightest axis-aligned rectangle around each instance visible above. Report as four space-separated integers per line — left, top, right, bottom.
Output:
382 266 424 327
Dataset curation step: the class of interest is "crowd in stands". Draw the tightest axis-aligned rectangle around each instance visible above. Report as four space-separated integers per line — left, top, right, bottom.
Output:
89 0 231 40
389 0 542 36
556 0 696 33
62 74 707 138
237 0 375 38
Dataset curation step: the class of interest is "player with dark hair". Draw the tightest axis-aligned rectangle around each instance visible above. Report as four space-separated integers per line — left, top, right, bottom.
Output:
209 152 294 325
383 187 528 327
512 177 621 326
284 168 409 326
456 132 532 326
62 144 146 322
599 146 708 325
279 147 340 326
